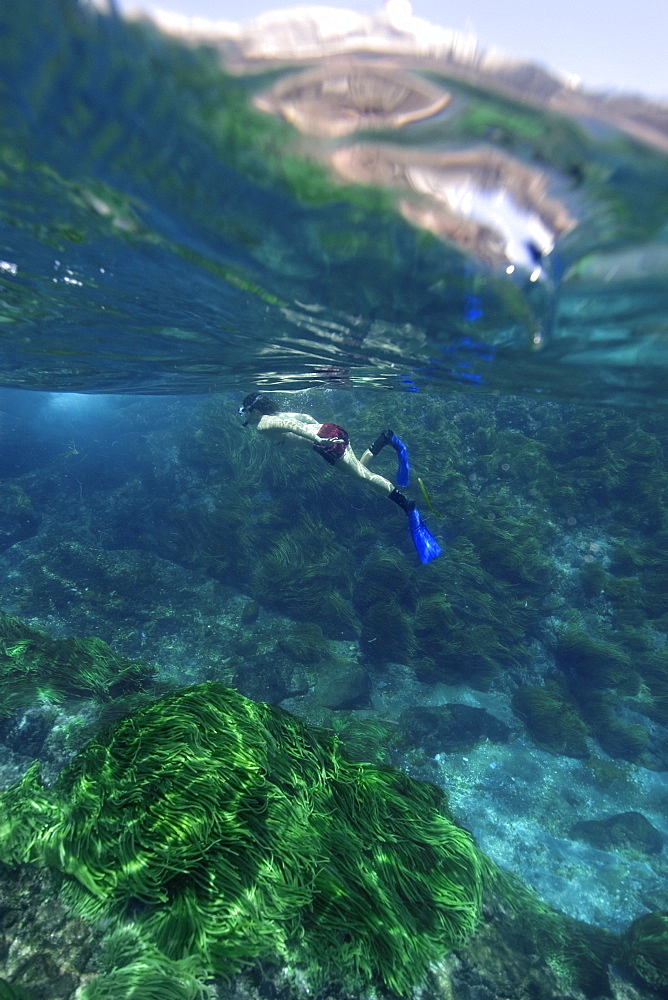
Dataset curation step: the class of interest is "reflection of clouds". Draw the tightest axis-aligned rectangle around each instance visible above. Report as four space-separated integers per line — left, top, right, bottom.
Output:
219 4 475 62
329 145 575 271
385 0 413 26
254 61 450 137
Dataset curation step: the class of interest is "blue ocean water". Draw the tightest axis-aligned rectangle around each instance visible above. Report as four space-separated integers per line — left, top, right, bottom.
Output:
1 2 668 999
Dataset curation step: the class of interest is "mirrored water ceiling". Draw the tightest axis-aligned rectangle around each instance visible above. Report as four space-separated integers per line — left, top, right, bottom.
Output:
1 0 667 404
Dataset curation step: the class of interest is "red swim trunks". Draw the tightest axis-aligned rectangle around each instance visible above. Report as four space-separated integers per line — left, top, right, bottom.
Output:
313 423 349 465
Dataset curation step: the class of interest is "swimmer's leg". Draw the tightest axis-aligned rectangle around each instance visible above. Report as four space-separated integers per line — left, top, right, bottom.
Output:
360 429 409 486
338 448 412 508
338 446 394 496
360 429 394 467
338 447 440 562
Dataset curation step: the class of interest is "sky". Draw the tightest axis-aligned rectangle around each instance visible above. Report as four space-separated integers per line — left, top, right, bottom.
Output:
118 0 668 100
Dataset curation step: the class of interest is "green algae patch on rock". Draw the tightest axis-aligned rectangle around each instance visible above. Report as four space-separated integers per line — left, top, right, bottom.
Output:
0 682 488 996
0 611 156 719
512 683 590 759
622 911 668 989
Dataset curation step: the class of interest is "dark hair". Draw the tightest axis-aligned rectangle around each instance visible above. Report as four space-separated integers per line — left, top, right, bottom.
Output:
241 392 279 415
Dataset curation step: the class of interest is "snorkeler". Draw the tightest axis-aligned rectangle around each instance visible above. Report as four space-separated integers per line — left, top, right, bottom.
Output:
238 392 441 563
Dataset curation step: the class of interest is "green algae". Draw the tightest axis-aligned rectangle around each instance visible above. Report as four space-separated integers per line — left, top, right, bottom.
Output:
19 387 666 768
512 683 590 759
0 611 155 719
80 931 209 1000
174 393 557 689
0 981 26 1000
0 386 650 770
0 681 488 996
622 912 668 989
0 671 625 998
554 628 634 689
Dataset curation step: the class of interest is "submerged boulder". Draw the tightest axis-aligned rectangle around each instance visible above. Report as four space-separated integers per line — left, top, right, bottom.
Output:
569 811 663 856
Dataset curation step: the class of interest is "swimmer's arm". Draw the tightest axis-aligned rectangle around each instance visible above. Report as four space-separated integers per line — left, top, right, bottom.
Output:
257 414 325 443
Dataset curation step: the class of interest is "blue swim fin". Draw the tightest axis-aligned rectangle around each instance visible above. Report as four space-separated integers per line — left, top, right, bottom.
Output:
389 433 410 487
408 508 442 564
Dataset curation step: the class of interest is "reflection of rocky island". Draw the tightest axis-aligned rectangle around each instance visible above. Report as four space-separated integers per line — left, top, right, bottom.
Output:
149 2 665 275
253 61 574 268
152 2 668 154
330 143 575 270
253 60 451 137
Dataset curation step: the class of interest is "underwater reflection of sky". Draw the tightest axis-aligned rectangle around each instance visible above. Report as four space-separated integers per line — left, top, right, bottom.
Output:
121 0 668 98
